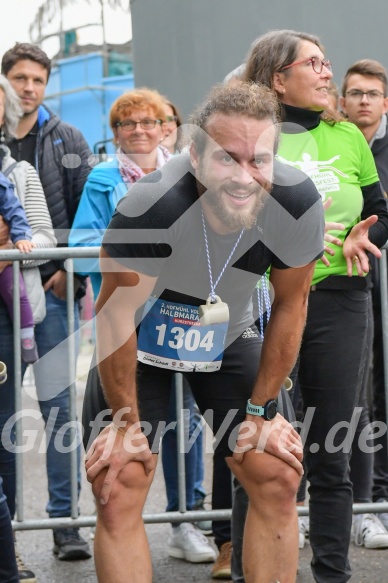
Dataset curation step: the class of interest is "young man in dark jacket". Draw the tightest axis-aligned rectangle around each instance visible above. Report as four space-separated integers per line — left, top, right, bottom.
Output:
341 58 388 546
1 43 92 571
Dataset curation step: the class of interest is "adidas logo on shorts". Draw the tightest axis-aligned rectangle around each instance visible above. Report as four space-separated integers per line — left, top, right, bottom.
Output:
242 327 259 339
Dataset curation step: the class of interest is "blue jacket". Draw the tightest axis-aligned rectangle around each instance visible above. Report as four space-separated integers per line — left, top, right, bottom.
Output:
69 158 129 298
0 173 32 243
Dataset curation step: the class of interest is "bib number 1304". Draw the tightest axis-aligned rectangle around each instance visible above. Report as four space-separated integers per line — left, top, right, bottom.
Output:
137 297 228 372
156 324 214 352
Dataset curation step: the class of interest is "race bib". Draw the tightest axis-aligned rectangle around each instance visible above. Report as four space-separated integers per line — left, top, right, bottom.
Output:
137 297 228 372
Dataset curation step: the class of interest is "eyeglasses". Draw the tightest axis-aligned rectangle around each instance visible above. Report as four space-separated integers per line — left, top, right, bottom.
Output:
345 89 385 102
165 115 178 126
115 119 162 131
280 57 332 74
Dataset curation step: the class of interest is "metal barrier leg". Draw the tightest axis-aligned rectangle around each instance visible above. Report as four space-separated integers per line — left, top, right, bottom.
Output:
379 250 388 458
175 373 187 513
66 260 79 520
13 260 24 523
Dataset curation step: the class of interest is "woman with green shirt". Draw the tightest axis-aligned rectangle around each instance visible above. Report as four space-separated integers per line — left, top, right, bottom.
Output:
239 30 388 583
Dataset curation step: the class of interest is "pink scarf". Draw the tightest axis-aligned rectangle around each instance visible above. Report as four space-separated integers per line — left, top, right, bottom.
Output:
116 145 171 184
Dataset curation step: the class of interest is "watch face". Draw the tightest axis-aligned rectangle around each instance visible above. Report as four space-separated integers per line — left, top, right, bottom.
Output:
266 400 278 420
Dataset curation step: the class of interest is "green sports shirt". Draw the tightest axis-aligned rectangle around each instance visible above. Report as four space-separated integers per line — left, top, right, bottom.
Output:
278 120 379 285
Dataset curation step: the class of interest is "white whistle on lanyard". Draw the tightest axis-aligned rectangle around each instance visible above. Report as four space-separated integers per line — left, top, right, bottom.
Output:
199 295 230 326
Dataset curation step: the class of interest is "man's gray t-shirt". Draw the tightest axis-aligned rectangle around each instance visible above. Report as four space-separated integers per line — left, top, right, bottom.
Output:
102 154 324 343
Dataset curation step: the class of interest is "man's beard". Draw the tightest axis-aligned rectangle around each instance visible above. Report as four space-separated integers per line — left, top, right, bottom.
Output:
196 176 271 231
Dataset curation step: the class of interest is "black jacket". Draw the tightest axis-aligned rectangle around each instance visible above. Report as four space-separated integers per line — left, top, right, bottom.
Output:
372 118 388 197
370 117 388 295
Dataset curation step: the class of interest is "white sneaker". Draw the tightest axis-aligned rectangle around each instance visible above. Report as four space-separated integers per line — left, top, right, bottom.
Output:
376 498 388 531
353 513 388 549
298 516 310 549
168 523 217 563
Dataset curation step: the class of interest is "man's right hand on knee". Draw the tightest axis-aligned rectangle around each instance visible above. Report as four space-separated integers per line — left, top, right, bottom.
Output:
85 422 156 505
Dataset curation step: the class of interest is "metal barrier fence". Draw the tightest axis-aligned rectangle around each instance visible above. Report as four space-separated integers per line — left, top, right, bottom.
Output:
0 245 387 532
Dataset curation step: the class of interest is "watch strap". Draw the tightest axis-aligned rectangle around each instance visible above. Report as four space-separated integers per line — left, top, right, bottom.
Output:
246 399 266 417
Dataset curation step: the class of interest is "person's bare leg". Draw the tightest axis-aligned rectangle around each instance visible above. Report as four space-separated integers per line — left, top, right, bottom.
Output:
92 456 157 583
228 450 300 583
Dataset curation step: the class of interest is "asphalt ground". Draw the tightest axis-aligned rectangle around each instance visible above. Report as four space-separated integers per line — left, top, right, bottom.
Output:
14 346 388 583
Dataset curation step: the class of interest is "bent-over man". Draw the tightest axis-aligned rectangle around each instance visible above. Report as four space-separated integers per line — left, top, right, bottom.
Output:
83 81 324 583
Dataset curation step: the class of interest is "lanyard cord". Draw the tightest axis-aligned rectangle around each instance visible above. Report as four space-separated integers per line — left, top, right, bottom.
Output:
256 274 271 339
201 210 245 302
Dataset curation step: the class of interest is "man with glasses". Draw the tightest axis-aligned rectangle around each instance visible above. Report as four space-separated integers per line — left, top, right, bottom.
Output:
340 60 388 190
340 59 388 545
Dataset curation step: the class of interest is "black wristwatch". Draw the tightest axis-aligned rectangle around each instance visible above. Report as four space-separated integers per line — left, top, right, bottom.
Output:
246 399 278 420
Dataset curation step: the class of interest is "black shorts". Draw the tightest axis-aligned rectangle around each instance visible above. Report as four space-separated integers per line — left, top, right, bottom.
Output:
82 327 294 457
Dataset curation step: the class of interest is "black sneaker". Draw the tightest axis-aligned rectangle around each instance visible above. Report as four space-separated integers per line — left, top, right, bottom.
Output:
53 527 92 561
15 544 36 582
